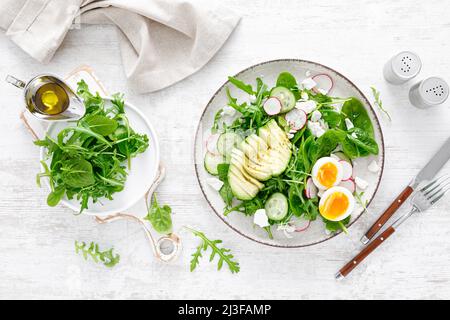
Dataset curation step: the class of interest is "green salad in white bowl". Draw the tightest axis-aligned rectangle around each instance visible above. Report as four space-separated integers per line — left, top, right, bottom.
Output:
195 59 384 247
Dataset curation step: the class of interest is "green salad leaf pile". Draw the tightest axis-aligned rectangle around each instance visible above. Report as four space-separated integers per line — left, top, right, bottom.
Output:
208 71 379 236
36 80 149 213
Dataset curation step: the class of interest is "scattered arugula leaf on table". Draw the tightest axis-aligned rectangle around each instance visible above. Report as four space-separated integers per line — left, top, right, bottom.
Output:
185 227 240 274
145 193 173 234
75 241 120 268
370 86 391 121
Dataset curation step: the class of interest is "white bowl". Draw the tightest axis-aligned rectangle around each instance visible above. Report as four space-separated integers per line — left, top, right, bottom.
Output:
39 98 160 216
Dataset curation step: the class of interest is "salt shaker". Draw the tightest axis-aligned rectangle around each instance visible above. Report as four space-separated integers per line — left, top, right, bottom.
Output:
409 77 449 109
383 51 422 84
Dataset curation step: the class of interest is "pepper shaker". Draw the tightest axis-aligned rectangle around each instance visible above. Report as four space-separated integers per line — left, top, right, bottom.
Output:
409 77 449 109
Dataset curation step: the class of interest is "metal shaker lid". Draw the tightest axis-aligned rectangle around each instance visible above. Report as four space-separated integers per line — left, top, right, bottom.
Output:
419 77 449 105
390 51 422 80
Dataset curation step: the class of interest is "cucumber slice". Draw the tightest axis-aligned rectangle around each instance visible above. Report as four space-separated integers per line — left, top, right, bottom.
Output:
204 152 225 175
265 193 289 221
270 87 296 113
217 132 243 161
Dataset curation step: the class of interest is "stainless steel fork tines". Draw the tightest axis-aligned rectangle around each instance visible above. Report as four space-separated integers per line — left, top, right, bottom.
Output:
419 174 450 206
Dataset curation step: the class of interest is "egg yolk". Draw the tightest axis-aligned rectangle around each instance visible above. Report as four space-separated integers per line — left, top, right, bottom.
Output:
317 162 338 188
319 192 349 220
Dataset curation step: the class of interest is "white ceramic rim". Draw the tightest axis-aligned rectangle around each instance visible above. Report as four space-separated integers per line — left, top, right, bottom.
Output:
39 97 160 216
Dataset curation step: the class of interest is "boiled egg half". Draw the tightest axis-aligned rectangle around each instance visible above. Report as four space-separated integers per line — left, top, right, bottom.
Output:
311 157 343 190
319 186 355 221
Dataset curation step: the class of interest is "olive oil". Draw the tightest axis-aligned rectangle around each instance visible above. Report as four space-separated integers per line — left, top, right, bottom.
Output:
6 74 86 121
35 82 69 115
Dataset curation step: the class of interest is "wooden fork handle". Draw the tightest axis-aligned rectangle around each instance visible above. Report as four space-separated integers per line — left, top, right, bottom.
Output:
362 185 413 244
336 226 396 279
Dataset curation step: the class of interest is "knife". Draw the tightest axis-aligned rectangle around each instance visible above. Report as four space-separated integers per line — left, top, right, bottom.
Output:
361 136 450 244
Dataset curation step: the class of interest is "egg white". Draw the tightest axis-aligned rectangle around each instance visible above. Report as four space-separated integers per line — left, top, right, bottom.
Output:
311 157 343 190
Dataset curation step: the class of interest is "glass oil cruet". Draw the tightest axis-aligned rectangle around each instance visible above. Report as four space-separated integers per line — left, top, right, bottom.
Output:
6 74 86 121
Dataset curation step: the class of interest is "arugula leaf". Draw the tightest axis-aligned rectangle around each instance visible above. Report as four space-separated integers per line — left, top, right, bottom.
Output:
228 76 255 95
145 194 173 234
370 86 391 121
186 227 240 273
75 241 120 268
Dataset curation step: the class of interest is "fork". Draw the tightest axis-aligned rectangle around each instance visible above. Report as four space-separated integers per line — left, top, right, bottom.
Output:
336 174 450 280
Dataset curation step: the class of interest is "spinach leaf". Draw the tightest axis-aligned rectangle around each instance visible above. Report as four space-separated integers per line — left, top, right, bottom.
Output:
308 129 346 163
84 115 118 136
47 187 65 207
219 185 234 208
321 108 343 128
340 98 379 158
276 72 297 89
342 138 362 159
276 72 300 100
347 128 379 155
145 194 173 234
341 98 374 137
323 215 351 233
217 164 233 207
61 158 95 188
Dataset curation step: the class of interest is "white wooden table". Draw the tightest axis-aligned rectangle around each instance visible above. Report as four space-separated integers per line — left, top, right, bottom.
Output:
1 0 450 300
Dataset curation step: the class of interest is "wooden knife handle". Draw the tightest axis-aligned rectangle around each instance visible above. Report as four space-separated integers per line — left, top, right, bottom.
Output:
362 186 413 243
337 226 395 279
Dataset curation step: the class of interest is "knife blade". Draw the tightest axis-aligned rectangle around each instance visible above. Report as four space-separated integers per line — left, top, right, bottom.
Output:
411 136 450 187
361 136 450 244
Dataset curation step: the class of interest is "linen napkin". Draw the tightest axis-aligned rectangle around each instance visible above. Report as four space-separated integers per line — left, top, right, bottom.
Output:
0 0 240 93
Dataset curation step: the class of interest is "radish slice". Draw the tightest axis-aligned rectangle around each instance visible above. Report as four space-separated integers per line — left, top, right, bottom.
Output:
285 109 307 130
305 177 318 199
206 133 220 155
295 220 311 232
340 179 356 193
312 74 333 94
263 97 282 115
340 160 353 180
